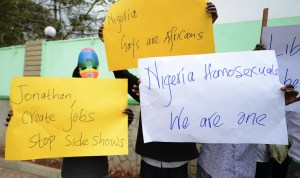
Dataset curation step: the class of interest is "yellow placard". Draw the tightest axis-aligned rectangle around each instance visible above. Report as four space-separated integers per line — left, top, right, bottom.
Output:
104 0 214 71
5 77 128 160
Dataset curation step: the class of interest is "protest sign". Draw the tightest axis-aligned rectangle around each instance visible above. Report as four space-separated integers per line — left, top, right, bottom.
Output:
103 0 214 71
138 50 287 144
262 24 300 111
5 77 128 160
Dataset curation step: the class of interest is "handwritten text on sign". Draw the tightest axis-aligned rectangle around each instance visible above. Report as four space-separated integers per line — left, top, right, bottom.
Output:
104 0 214 71
262 25 300 111
138 51 287 144
5 77 128 160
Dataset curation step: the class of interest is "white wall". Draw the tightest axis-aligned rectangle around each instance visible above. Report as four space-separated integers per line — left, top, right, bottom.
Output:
211 0 300 24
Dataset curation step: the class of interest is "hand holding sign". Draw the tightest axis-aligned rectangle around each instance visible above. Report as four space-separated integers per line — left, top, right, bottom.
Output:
206 2 218 23
282 84 300 105
4 110 12 127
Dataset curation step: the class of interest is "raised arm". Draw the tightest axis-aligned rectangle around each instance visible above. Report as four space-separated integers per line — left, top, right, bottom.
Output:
206 2 218 23
113 70 140 102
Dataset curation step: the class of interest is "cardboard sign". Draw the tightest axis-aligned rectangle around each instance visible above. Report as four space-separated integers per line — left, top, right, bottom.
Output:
104 0 215 70
5 77 128 160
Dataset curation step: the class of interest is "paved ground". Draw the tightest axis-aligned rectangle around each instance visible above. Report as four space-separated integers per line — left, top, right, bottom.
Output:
0 157 61 178
0 166 47 178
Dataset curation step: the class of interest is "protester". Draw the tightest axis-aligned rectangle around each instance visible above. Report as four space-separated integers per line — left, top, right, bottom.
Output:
255 144 289 178
197 45 300 178
62 48 134 178
274 85 300 178
255 44 278 178
99 2 218 177
5 48 134 178
255 144 272 178
285 108 300 177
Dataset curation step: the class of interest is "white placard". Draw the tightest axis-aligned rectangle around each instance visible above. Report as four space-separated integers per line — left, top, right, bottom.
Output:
262 25 300 111
138 50 287 144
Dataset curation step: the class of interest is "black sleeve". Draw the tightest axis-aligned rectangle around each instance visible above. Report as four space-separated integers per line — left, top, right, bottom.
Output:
113 70 140 102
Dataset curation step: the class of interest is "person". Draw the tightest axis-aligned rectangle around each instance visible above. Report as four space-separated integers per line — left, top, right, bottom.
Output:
255 144 272 178
196 45 300 178
98 2 218 178
255 144 289 178
285 84 300 178
255 44 279 178
5 48 135 178
286 111 300 178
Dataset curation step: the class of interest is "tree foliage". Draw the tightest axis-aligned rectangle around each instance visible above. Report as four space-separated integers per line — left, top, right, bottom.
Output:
0 0 115 47
0 0 59 47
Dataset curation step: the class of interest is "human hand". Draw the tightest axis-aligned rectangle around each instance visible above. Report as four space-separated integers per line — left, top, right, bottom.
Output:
5 110 13 127
123 108 134 124
206 2 218 23
132 79 141 96
253 44 266 50
281 84 300 105
98 24 104 42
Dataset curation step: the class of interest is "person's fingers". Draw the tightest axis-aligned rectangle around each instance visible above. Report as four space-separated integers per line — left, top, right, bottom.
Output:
133 82 140 96
206 2 214 7
289 90 298 97
206 6 216 10
98 24 104 42
206 7 217 13
284 89 298 98
126 112 134 117
132 88 140 95
254 44 266 50
284 86 297 93
5 117 10 127
123 108 134 121
8 111 13 117
126 111 134 116
133 84 140 91
206 3 216 12
285 84 295 89
123 108 132 113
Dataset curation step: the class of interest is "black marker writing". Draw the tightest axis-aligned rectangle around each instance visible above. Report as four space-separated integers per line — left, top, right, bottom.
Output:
11 84 72 105
121 34 140 57
107 9 138 33
269 34 300 57
63 101 95 132
22 111 55 124
163 26 203 52
65 132 89 146
29 133 55 151
283 68 299 89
